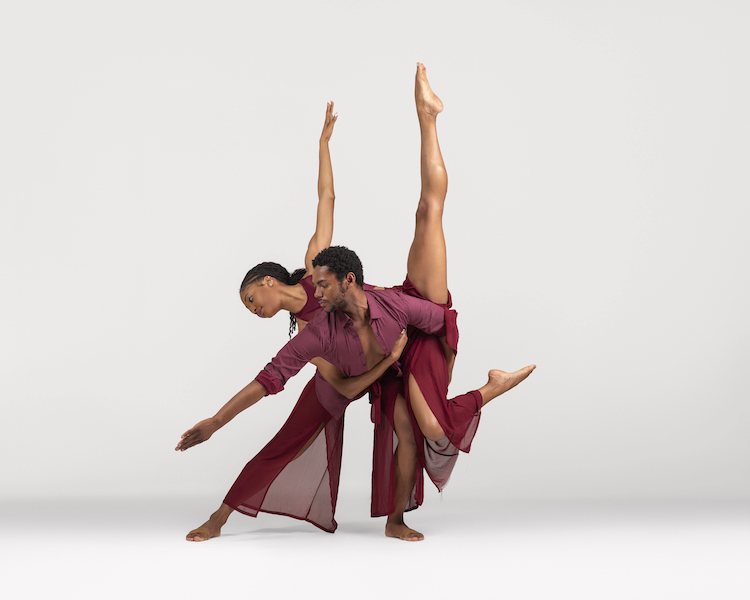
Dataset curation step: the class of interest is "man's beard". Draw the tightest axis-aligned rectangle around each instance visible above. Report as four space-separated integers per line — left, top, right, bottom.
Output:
326 283 348 312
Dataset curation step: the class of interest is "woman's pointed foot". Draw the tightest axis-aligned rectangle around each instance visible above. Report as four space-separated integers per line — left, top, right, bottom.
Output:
415 62 443 117
481 365 537 406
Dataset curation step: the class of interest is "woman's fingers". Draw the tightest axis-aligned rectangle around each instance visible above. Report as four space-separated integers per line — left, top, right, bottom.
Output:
325 102 336 124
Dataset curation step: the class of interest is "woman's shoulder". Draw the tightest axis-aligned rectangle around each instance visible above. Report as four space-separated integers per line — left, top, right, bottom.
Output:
293 274 321 321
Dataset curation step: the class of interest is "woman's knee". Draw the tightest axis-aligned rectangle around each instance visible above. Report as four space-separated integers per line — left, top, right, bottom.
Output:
415 196 445 221
420 418 445 443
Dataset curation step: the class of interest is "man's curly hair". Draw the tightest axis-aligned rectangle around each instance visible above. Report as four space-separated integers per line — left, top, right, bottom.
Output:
312 246 364 287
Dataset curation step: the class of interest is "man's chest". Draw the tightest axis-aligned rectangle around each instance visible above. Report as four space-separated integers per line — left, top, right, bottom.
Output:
352 322 386 369
326 317 401 374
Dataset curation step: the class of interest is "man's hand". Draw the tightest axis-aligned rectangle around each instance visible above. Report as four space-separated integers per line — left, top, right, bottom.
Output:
320 101 338 143
176 418 220 452
389 329 408 362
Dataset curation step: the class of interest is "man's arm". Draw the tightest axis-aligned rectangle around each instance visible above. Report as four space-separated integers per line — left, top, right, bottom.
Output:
256 321 326 394
401 292 459 353
311 329 407 399
176 380 267 451
175 324 325 452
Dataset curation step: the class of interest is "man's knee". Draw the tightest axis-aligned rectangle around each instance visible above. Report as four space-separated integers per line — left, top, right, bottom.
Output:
394 417 417 448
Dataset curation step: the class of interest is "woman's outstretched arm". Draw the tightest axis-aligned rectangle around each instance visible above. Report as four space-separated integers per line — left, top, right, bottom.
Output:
311 330 408 399
304 102 338 274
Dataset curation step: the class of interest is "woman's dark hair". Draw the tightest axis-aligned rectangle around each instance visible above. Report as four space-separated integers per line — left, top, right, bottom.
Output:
312 246 364 287
239 262 306 338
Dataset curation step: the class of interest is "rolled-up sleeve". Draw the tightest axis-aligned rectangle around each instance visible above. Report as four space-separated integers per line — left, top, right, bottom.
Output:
254 324 325 395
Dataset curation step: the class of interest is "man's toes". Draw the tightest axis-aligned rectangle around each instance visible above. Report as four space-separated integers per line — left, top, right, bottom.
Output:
186 526 211 541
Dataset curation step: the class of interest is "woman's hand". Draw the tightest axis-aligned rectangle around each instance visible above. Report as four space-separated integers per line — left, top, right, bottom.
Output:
176 418 219 452
389 329 408 362
320 101 338 143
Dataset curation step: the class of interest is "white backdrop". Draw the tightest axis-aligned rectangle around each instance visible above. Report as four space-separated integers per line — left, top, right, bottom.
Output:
1 0 748 504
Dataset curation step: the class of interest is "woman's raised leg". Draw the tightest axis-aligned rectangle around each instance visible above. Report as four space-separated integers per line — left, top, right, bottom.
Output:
404 64 536 444
406 63 448 305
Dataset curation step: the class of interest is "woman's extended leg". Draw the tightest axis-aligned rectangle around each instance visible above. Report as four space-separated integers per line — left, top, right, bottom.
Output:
406 63 448 306
404 63 535 443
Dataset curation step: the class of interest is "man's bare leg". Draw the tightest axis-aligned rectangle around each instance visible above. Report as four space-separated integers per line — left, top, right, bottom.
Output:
186 503 233 541
186 425 326 542
385 394 424 542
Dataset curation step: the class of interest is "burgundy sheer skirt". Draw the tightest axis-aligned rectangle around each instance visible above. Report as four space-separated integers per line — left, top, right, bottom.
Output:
224 375 343 532
370 278 482 517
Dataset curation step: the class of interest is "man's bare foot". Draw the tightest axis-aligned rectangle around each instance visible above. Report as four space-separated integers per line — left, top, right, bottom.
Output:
415 62 443 117
480 365 537 406
386 521 425 542
185 521 221 542
186 505 232 541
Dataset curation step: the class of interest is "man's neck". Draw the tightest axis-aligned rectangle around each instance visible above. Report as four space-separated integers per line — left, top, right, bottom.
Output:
341 287 370 325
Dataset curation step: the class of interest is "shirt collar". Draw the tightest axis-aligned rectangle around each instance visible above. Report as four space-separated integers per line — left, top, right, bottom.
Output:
332 290 384 326
363 290 385 321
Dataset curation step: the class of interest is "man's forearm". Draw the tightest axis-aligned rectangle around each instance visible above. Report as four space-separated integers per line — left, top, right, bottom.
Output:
213 380 267 428
312 353 397 400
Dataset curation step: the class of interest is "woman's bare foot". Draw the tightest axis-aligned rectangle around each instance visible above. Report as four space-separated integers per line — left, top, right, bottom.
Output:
480 365 537 406
415 62 443 117
386 521 425 542
186 504 232 542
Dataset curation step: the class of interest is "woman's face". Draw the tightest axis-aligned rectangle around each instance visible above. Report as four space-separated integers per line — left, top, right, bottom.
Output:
240 277 282 318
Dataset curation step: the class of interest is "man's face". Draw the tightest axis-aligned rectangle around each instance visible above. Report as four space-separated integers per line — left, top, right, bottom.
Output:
312 265 348 312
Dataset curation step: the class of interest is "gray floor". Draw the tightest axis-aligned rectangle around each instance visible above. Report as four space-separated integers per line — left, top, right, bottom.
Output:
2 495 748 599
